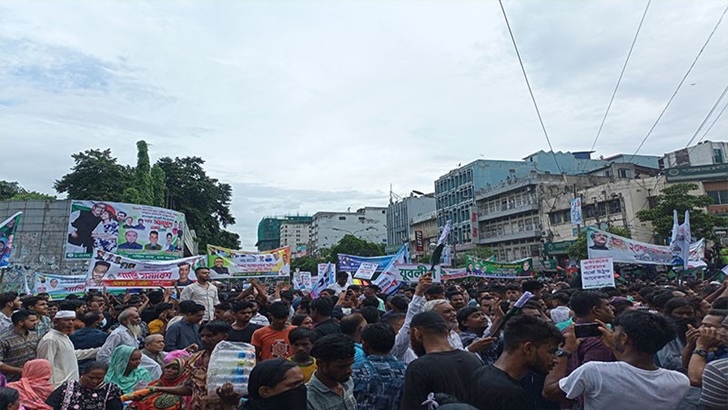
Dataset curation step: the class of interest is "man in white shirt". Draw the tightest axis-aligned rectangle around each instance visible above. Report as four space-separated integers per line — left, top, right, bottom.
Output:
0 292 21 334
180 267 219 322
326 271 350 295
543 310 690 410
97 307 161 379
37 310 99 388
549 292 572 324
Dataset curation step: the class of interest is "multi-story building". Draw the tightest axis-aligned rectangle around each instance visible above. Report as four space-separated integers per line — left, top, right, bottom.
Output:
256 216 313 251
386 194 436 253
280 221 311 258
434 151 660 251
408 211 438 263
310 207 387 252
659 140 727 168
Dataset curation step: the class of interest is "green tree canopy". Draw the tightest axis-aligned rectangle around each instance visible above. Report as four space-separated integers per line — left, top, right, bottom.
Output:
327 234 386 263
0 180 56 201
636 183 727 242
54 149 133 202
568 225 632 261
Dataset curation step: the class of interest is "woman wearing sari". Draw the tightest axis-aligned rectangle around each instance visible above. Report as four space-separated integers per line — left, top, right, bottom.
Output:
45 361 124 410
7 359 54 410
128 358 188 410
105 345 154 395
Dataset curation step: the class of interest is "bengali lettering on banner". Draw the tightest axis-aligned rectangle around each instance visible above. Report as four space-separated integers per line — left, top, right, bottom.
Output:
354 262 379 280
207 245 291 278
86 249 204 289
580 257 615 289
465 256 534 279
0 212 22 268
586 228 705 266
337 253 401 273
32 273 86 298
66 200 185 261
391 264 443 283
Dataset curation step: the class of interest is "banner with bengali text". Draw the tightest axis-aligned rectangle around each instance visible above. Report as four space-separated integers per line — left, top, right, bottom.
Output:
86 249 204 289
586 227 705 266
31 273 86 298
465 256 534 279
207 245 291 278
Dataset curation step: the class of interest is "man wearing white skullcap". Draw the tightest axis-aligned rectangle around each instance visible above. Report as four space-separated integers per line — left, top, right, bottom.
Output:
37 310 100 388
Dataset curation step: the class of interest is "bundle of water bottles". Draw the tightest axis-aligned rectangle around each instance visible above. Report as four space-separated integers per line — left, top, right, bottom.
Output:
206 341 257 397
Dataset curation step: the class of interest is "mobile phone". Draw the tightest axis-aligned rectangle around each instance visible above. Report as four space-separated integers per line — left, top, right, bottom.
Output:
574 323 601 338
500 301 511 313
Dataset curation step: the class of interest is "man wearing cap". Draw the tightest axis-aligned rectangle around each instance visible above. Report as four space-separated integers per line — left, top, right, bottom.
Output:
37 310 100 388
399 311 483 409
180 267 219 322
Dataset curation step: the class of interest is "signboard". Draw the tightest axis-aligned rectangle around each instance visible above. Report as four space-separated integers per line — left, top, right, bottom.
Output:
586 228 705 266
31 273 86 298
354 262 379 280
465 256 534 279
66 200 185 260
570 197 583 226
86 249 204 289
544 240 577 256
414 230 424 252
580 257 615 289
207 245 291 278
391 264 442 283
292 270 313 291
665 164 728 182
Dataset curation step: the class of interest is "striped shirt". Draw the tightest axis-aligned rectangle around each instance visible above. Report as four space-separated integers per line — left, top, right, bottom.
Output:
701 357 728 409
0 329 40 381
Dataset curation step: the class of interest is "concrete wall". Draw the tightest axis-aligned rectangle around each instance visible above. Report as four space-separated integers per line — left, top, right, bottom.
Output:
310 208 387 251
0 200 88 293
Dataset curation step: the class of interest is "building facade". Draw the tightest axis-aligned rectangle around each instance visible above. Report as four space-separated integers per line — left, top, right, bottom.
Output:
386 195 436 253
279 221 311 258
310 207 387 252
256 216 313 251
434 151 660 251
659 140 727 169
408 211 438 263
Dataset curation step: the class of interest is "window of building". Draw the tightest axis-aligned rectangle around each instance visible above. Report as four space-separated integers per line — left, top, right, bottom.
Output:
609 199 622 214
618 169 628 178
707 190 728 205
597 203 607 216
713 149 724 164
585 205 596 218
339 216 346 220
550 213 562 224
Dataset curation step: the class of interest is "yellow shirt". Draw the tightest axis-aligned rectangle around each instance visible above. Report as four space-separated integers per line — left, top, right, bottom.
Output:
289 357 317 383
148 319 165 334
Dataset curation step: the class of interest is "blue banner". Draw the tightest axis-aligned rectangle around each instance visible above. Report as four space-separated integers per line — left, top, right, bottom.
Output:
337 246 408 273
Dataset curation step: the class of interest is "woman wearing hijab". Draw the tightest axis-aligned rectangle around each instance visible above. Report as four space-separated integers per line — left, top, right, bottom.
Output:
128 358 188 410
45 361 124 410
243 358 306 410
7 359 54 410
104 345 153 395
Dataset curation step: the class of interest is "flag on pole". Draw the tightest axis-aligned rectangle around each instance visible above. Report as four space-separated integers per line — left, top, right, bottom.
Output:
430 220 452 271
310 262 334 298
0 212 22 268
669 210 691 269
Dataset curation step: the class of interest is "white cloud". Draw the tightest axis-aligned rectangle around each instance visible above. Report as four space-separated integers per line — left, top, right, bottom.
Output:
1 0 726 247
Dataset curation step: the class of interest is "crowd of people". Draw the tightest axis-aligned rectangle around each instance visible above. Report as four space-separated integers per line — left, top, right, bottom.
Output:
0 265 726 409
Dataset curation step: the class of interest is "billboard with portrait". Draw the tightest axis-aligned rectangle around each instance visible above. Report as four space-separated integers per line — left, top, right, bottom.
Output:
86 249 204 290
66 200 186 260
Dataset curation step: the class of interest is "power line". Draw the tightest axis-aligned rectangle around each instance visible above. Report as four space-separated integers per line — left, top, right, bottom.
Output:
690 99 728 151
684 84 728 148
627 1 728 163
498 0 562 174
587 0 651 155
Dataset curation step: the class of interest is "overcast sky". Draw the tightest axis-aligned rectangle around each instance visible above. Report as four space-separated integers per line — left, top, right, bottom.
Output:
2 0 727 248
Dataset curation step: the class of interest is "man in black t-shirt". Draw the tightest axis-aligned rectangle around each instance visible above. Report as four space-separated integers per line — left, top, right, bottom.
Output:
227 301 262 343
467 315 565 410
400 311 482 409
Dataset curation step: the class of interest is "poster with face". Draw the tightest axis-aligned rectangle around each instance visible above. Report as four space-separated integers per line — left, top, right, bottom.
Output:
66 200 186 261
32 273 86 298
86 249 204 289
206 245 291 278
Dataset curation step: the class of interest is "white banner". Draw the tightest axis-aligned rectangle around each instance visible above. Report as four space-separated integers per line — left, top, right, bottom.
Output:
580 257 615 289
570 197 583 226
354 262 379 280
587 228 705 266
86 249 205 289
32 273 86 297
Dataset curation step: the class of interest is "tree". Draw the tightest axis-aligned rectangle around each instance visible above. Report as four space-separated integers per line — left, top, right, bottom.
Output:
156 156 238 251
150 164 166 208
54 149 133 202
327 235 386 263
568 225 632 261
0 180 55 201
291 255 326 274
453 245 494 268
636 183 727 242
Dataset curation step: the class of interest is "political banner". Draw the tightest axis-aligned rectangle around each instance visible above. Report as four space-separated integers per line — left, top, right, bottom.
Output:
439 267 468 280
586 228 705 266
311 263 335 298
670 210 691 269
337 253 400 274
0 212 22 268
580 257 615 289
86 249 204 289
66 200 185 261
317 263 330 277
292 271 313 291
354 262 379 280
465 256 534 279
207 245 291 278
31 273 86 298
570 197 583 226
